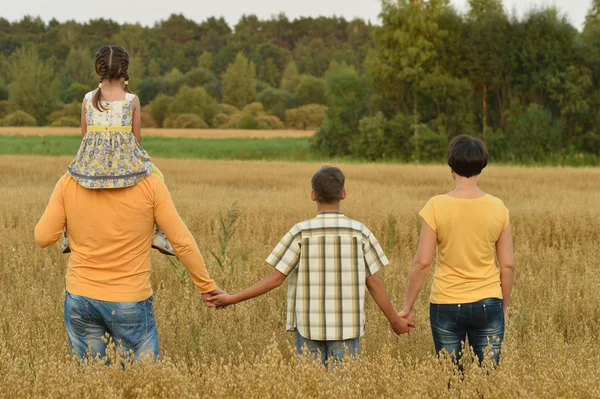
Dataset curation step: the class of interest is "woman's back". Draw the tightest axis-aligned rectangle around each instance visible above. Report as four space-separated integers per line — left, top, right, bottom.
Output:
419 193 509 304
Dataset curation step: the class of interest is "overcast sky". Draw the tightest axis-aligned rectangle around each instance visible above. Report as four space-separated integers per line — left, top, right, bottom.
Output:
1 0 592 31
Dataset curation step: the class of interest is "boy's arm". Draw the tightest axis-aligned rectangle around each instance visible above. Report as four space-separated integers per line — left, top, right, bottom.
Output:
366 274 415 335
206 270 287 308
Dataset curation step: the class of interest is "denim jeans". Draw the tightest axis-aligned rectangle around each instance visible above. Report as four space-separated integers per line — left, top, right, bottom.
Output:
430 298 504 365
294 331 360 367
64 292 159 360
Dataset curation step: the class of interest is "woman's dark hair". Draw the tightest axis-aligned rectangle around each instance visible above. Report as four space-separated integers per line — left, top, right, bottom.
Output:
92 45 132 111
311 166 345 203
447 135 488 178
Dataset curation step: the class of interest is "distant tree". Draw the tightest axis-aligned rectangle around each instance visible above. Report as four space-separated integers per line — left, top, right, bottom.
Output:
149 94 173 127
311 70 368 156
64 48 93 87
221 52 256 109
5 45 60 125
295 38 330 77
147 58 161 78
257 87 295 120
280 62 301 93
295 75 326 106
197 52 214 70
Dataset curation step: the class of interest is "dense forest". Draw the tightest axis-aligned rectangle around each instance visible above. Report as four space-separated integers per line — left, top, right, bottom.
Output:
1 0 600 163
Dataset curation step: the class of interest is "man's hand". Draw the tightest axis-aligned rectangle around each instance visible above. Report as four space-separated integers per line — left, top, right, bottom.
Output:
205 293 236 308
202 287 228 308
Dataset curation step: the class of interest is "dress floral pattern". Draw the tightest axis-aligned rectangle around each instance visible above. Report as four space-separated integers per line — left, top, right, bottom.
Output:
67 92 152 189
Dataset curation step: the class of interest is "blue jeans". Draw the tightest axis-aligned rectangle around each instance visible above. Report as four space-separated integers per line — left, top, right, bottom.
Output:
294 331 360 367
430 298 504 365
64 292 159 360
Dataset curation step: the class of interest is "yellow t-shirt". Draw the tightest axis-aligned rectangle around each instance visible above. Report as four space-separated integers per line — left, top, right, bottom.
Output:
419 194 509 304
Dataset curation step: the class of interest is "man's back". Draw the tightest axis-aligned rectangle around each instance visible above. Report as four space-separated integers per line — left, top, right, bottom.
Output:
266 211 389 341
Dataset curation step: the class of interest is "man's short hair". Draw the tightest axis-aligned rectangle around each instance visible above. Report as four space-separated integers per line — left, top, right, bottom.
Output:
311 166 345 203
447 135 489 178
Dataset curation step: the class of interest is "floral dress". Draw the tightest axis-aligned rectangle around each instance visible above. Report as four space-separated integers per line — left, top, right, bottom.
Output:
67 91 152 189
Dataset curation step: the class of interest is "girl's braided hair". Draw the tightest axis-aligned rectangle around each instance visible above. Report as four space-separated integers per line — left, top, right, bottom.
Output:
92 45 132 111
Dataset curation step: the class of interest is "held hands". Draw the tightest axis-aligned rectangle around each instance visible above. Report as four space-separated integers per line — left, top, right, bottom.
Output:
390 308 415 338
202 287 229 308
205 292 236 309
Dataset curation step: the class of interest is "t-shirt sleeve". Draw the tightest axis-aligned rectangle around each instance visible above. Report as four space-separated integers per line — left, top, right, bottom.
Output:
363 230 390 276
419 197 437 232
502 203 510 230
266 226 302 276
34 177 67 248
153 178 216 293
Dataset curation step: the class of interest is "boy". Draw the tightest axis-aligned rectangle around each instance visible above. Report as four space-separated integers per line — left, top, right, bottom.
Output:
207 166 413 365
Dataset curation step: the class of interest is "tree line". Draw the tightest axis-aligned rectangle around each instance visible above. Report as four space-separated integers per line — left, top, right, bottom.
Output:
1 0 599 164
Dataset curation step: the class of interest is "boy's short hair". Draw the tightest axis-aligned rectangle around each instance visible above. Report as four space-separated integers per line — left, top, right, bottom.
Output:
311 166 345 203
447 135 488 178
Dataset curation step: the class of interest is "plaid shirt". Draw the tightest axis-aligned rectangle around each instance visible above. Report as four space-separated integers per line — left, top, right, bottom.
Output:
266 211 389 341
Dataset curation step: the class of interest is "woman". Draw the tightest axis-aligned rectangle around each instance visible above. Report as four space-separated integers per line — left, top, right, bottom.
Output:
399 135 515 365
35 172 225 360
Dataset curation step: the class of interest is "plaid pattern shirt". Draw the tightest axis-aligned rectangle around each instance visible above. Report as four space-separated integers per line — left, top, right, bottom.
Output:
266 211 389 341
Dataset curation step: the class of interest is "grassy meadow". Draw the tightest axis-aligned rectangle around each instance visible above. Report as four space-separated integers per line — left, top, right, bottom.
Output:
0 135 314 161
1 155 599 397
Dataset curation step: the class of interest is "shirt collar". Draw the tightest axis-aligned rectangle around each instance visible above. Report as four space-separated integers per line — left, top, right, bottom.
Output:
316 210 344 217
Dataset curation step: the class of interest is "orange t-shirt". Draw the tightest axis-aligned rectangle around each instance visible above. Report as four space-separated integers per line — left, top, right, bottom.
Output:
419 194 509 304
34 173 216 302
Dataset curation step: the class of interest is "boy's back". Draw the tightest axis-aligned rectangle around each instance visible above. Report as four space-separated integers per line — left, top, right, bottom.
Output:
267 210 389 341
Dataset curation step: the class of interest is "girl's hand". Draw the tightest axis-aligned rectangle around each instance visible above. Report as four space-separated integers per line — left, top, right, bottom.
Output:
206 293 235 308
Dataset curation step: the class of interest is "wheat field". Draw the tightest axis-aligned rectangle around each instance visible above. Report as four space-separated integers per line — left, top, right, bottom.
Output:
0 127 315 139
1 155 599 398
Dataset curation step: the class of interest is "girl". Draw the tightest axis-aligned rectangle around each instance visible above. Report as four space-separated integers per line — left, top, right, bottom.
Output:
62 45 174 256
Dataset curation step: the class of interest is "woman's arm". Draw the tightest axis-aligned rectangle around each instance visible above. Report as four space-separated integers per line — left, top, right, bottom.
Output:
132 96 142 143
496 225 515 313
80 99 87 137
400 221 437 315
34 178 66 248
207 270 287 308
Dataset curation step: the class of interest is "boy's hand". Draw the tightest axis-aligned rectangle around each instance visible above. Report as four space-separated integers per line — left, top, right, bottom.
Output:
202 287 228 308
390 314 415 337
206 293 236 308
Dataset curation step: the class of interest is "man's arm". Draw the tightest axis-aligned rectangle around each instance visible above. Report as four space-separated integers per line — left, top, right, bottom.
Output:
153 178 222 298
207 269 287 308
34 178 66 248
366 274 414 335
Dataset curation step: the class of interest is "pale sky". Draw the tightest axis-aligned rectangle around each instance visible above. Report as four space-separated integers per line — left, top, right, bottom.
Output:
1 0 592 31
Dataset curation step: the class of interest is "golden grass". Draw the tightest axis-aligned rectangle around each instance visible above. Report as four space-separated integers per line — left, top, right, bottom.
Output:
1 156 599 398
0 127 315 139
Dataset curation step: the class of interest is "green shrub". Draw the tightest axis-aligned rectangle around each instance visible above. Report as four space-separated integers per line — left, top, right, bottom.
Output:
0 100 9 119
237 113 258 129
242 103 265 118
48 102 81 123
2 111 37 126
165 113 209 129
217 104 239 115
212 113 232 128
256 115 284 130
